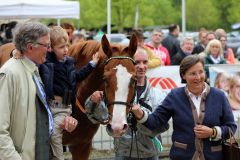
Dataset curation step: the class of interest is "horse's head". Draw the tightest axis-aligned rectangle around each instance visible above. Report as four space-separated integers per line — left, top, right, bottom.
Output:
101 34 138 137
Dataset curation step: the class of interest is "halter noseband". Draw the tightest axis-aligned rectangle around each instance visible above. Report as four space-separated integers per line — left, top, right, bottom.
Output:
103 56 136 109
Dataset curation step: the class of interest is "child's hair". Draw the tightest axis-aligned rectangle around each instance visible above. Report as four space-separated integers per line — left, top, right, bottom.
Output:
50 26 69 47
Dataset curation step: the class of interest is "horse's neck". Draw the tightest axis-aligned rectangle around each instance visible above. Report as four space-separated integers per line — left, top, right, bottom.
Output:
78 68 104 105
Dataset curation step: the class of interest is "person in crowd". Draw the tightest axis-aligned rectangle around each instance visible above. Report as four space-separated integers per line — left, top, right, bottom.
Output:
85 47 169 160
192 30 207 54
72 32 86 44
171 37 194 65
228 74 240 120
162 24 180 61
61 23 75 43
206 32 216 44
48 22 57 28
228 74 240 110
40 26 100 160
218 35 235 64
132 29 161 68
214 72 230 96
0 22 77 160
198 32 217 59
131 55 237 160
215 28 227 39
145 27 171 66
204 39 226 79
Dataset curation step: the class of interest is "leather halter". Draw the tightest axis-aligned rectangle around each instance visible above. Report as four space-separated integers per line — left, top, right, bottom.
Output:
104 56 136 65
103 56 136 109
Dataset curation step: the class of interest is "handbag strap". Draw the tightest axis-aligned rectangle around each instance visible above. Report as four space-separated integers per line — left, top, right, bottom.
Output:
228 127 237 145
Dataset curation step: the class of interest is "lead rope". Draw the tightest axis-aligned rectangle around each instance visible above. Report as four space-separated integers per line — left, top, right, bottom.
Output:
128 110 140 159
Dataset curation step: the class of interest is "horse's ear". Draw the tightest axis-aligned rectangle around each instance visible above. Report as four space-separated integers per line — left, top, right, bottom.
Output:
101 34 112 57
128 34 138 58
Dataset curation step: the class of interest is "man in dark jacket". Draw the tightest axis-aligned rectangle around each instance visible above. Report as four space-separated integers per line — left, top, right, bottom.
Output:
162 24 180 61
171 37 194 65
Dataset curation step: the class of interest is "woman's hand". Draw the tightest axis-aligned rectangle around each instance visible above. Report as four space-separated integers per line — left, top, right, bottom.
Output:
194 125 213 139
60 116 78 133
92 52 100 65
90 91 103 103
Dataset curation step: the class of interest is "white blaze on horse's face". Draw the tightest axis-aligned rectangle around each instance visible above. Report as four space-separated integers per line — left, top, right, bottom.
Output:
110 64 132 136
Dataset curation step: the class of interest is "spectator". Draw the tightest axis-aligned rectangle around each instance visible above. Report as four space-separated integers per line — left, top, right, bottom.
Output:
162 24 180 61
204 39 226 79
171 37 194 65
40 26 100 160
132 29 161 68
0 22 77 160
206 32 216 45
72 32 86 45
228 74 240 121
48 22 57 28
132 55 237 160
85 47 169 160
218 35 235 64
198 32 217 59
204 39 226 65
228 74 240 110
193 30 207 54
145 27 171 66
214 72 230 96
215 28 227 39
61 23 75 43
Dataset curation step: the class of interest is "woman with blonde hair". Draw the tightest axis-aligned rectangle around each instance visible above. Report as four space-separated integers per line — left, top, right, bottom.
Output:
204 39 226 79
228 74 240 110
204 39 226 65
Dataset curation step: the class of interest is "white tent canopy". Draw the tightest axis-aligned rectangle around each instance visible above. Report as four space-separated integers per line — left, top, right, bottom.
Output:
0 0 80 19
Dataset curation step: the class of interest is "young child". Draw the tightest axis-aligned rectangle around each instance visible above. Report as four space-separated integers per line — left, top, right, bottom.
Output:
39 26 100 160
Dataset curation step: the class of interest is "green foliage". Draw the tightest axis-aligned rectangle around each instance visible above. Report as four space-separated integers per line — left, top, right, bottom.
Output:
186 0 220 31
42 0 240 32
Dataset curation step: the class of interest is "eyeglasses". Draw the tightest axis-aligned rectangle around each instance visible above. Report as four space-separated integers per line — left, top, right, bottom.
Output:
35 42 51 49
186 70 205 78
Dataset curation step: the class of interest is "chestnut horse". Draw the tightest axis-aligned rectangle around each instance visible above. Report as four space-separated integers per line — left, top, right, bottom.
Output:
63 34 138 160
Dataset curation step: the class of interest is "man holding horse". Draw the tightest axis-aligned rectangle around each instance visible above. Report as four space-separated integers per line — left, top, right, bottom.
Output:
0 22 77 160
85 46 169 160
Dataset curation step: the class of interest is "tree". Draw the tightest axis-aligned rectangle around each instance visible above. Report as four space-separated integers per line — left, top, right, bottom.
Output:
186 0 220 31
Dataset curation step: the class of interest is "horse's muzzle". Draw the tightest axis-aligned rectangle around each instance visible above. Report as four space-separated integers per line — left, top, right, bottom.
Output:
106 123 128 137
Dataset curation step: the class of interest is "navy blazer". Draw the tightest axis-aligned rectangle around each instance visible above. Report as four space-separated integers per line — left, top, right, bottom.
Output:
144 87 237 160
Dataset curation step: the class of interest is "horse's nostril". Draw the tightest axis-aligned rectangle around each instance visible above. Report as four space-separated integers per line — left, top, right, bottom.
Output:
123 123 128 130
107 124 112 130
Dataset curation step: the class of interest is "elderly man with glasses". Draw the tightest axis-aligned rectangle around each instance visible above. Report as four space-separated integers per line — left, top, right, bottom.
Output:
0 22 77 160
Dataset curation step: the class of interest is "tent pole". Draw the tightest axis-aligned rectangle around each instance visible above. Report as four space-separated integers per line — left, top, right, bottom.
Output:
57 19 61 26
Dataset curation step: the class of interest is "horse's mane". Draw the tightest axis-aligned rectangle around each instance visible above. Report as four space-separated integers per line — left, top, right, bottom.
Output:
68 40 102 68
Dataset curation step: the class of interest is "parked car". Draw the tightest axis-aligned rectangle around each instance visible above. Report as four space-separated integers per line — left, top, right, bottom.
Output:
93 33 129 45
227 31 240 59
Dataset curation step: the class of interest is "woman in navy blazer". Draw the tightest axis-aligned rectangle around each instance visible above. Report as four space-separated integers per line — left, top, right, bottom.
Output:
132 55 237 160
